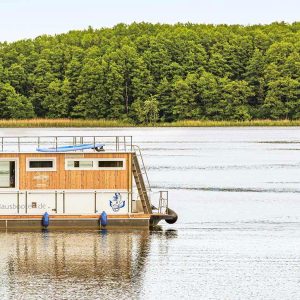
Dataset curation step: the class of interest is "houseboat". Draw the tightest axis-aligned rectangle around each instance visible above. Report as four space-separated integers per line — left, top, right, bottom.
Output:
0 135 177 230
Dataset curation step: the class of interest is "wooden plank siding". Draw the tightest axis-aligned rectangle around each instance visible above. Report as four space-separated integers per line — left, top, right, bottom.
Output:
0 153 131 190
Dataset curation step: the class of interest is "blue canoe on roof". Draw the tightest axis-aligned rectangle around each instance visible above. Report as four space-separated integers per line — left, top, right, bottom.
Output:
36 143 105 152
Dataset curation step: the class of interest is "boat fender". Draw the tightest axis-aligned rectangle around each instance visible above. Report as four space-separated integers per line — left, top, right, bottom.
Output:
166 208 178 224
42 212 50 227
100 211 108 227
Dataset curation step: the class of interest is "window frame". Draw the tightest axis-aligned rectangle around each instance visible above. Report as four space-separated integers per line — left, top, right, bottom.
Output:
0 158 19 190
96 158 126 170
65 158 126 171
65 158 94 170
26 158 57 172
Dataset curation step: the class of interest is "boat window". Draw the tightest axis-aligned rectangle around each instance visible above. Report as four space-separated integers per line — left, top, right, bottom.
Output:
29 161 53 168
26 158 56 171
65 159 125 170
0 161 16 188
98 161 124 168
66 160 93 169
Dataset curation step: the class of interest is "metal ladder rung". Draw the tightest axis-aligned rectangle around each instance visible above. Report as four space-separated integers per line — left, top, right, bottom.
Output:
133 171 144 176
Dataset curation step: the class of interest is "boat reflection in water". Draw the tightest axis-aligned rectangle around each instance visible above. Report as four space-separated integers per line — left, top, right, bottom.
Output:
1 229 177 299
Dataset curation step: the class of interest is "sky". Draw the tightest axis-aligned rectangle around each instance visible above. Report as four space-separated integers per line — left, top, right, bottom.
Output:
0 0 299 42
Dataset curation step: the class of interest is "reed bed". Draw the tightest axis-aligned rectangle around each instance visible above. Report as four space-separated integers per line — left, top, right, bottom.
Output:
0 119 299 128
0 119 132 128
164 119 300 127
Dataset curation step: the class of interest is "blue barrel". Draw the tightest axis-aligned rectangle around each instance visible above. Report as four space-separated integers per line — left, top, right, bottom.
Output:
42 212 50 227
100 211 108 227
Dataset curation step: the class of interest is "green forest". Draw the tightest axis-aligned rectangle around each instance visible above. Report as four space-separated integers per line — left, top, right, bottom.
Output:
0 22 299 123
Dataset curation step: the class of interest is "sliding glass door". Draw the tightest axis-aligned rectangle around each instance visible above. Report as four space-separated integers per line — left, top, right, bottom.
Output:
0 161 16 188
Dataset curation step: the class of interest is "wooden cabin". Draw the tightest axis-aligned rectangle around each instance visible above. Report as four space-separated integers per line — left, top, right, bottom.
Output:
0 135 177 229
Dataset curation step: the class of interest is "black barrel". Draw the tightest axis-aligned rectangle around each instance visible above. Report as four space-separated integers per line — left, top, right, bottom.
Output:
165 208 178 224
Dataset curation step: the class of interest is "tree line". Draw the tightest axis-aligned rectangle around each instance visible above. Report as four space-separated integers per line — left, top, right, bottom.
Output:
0 22 299 122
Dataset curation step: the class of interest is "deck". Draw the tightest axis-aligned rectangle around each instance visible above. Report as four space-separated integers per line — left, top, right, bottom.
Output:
0 213 170 229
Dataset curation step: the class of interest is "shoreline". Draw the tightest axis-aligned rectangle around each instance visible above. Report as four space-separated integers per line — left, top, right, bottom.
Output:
0 119 300 128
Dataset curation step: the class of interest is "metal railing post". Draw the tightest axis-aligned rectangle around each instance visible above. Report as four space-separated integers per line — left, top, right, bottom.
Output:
55 191 57 213
166 191 169 213
128 191 130 214
25 191 28 214
63 191 65 214
17 191 20 214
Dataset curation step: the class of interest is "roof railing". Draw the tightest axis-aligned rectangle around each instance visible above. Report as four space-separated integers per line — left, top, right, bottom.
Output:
0 135 133 153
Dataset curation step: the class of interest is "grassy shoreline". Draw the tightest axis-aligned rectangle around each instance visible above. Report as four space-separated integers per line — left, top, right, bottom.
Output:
0 119 300 128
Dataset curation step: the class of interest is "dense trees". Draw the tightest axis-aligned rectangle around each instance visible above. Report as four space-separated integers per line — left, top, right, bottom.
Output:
0 22 299 122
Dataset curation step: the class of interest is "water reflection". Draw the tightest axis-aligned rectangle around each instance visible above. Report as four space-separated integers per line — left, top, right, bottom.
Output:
1 229 177 299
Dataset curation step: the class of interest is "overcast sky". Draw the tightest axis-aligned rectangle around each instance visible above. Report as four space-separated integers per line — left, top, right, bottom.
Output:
0 0 299 42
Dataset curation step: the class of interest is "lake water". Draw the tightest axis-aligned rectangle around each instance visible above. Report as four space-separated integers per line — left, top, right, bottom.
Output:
1 127 300 300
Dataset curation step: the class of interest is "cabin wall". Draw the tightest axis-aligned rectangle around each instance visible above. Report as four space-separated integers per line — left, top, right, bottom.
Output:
0 153 131 190
0 153 133 215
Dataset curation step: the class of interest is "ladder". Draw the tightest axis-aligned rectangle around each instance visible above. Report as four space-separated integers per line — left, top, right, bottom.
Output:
132 147 152 214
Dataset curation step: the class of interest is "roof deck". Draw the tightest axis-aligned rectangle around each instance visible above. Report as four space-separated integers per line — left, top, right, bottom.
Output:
0 135 133 153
